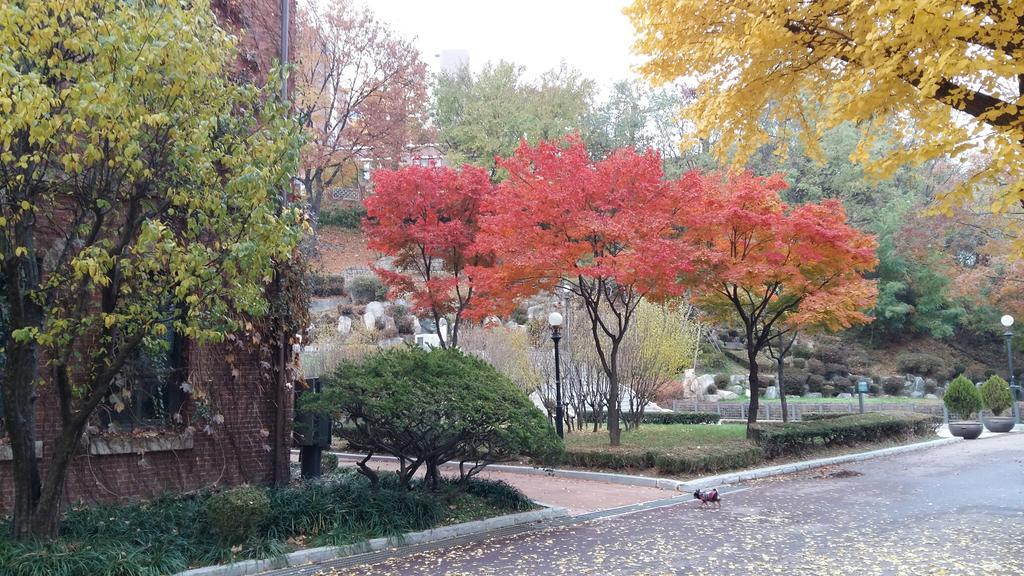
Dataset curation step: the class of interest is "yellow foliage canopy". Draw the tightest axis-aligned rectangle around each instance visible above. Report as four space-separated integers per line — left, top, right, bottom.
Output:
628 0 1024 221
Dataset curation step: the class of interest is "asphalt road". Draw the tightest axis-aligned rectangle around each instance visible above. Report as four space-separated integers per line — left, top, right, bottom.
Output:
322 434 1024 576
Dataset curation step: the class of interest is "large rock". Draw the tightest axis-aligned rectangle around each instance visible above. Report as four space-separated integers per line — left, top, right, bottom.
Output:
925 393 939 399
336 315 352 334
363 301 386 330
730 374 747 386
910 391 924 398
837 392 853 399
764 386 779 400
382 315 397 334
730 385 744 396
717 390 739 400
696 374 717 398
805 392 823 399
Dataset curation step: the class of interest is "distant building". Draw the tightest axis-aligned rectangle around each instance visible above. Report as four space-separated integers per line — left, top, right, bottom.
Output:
438 49 469 75
323 143 448 210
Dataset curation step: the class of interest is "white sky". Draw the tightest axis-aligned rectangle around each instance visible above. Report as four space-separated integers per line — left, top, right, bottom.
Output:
367 0 641 91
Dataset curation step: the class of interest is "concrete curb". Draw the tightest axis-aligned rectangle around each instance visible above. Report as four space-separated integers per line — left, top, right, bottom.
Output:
678 437 962 491
173 506 568 576
330 437 960 494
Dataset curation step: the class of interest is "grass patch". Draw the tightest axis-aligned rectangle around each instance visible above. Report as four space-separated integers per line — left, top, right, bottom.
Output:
0 471 533 576
718 394 941 404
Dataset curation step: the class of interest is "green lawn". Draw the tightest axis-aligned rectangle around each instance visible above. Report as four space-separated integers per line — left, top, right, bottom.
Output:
566 423 748 451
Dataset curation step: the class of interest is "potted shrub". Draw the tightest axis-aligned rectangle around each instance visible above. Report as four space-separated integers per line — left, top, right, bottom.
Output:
980 375 1016 433
943 375 983 439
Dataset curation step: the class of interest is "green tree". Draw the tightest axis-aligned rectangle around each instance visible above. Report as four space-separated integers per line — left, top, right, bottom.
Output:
303 347 561 490
433 61 594 178
0 0 304 539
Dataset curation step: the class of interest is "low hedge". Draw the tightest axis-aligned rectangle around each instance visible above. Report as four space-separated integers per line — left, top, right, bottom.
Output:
749 412 939 458
557 444 763 476
577 411 720 425
800 413 848 421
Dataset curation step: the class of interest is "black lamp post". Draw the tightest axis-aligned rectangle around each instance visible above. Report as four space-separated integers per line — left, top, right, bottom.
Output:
1001 314 1020 424
549 311 564 439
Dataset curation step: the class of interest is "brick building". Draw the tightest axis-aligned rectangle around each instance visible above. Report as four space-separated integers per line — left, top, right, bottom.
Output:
0 0 297 512
322 143 448 210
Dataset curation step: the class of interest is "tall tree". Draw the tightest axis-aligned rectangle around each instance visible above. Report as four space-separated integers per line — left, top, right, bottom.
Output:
686 173 878 435
294 0 428 219
434 62 595 178
629 0 1024 236
471 137 694 445
364 164 493 349
0 0 304 539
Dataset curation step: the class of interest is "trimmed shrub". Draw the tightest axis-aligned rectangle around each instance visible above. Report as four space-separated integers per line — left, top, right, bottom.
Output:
800 413 847 421
348 276 387 305
781 370 807 396
749 412 939 458
815 343 848 365
714 373 730 387
806 358 826 376
882 376 904 396
578 412 721 425
321 452 339 474
207 485 269 544
806 373 826 393
832 376 853 393
319 205 367 229
924 378 938 395
943 375 983 420
309 275 346 297
756 359 777 374
792 343 814 359
869 383 881 395
980 375 1013 416
824 363 849 378
303 347 561 489
557 445 763 475
791 357 807 370
821 385 835 397
896 352 949 378
395 315 416 334
705 383 718 395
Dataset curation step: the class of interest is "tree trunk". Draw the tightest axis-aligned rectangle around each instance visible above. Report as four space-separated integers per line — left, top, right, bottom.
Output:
746 346 760 438
607 372 621 446
778 356 789 423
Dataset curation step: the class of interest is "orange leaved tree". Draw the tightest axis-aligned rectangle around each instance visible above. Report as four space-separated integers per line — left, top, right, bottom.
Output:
686 173 878 435
472 137 696 446
364 164 494 348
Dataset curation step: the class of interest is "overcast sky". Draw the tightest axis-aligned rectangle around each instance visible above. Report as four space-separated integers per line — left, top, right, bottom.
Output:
368 0 641 91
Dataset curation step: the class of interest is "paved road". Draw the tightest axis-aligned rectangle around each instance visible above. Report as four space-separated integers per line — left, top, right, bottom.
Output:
321 434 1024 575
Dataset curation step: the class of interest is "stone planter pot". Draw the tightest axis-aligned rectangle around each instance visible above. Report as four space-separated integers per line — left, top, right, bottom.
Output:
949 421 983 440
983 416 1016 433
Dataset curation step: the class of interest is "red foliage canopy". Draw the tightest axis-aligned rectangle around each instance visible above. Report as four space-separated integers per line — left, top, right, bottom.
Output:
364 164 493 347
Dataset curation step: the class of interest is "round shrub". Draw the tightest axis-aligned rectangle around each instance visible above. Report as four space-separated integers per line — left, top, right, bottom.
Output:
322 452 339 475
791 357 807 370
821 385 835 398
980 375 1013 416
924 378 938 395
824 363 849 378
705 384 718 395
882 376 904 396
206 485 269 544
303 347 561 490
806 373 826 393
806 358 826 376
714 373 730 387
944 375 983 420
792 343 814 359
869 382 881 395
395 315 416 334
815 343 848 365
782 370 807 396
348 276 387 305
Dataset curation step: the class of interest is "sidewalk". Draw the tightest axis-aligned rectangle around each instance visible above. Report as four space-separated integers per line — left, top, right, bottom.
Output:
337 458 669 515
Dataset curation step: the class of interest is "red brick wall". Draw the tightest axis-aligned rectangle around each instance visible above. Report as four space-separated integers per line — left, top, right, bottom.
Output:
0 343 292 511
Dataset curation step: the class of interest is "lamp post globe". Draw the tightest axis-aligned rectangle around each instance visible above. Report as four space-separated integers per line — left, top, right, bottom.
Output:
548 311 565 438
1001 314 1014 328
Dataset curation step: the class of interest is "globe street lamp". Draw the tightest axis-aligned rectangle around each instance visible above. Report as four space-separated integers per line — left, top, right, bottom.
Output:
548 311 565 439
1001 314 1020 424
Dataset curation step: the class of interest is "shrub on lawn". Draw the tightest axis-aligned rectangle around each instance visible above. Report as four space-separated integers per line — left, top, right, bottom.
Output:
814 342 848 364
641 412 721 425
791 357 807 370
714 373 730 387
800 413 847 421
806 358 826 375
821 385 835 397
302 347 561 490
749 412 939 458
781 370 807 396
980 375 1013 416
944 375 983 420
792 342 814 359
557 445 763 476
207 486 270 545
882 376 904 396
806 373 826 392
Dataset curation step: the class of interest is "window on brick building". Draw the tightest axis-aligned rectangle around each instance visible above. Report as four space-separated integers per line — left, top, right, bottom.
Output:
99 325 187 432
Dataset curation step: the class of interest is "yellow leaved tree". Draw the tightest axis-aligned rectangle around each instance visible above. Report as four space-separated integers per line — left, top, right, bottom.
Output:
628 0 1024 233
0 0 304 539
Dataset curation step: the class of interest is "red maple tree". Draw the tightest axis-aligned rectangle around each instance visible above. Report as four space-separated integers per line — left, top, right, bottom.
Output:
364 164 493 348
685 172 879 434
472 137 696 446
